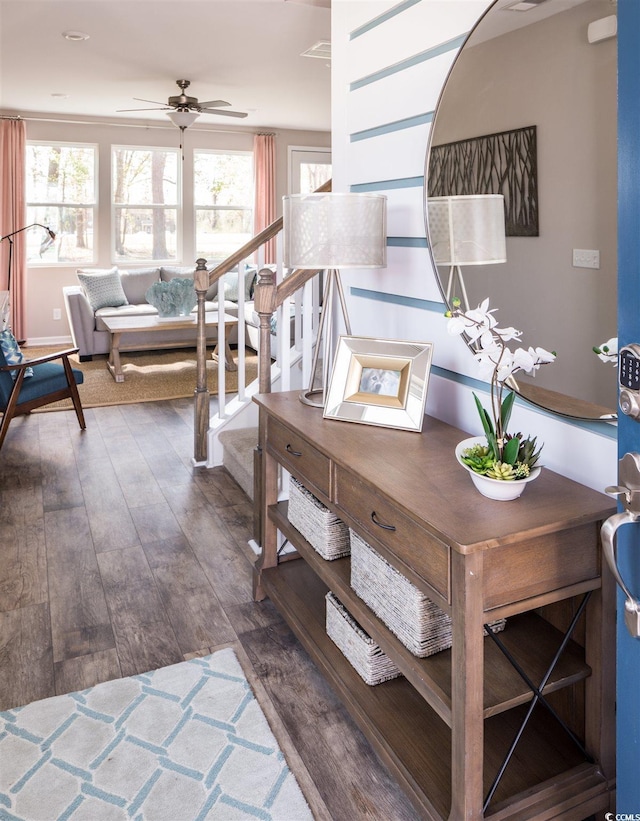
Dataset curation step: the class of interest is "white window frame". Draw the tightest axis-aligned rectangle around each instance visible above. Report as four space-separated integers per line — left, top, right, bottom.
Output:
288 145 332 195
26 140 99 266
111 144 182 265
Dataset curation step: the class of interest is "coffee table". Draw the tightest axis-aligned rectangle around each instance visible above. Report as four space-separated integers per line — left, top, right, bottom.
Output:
101 314 238 382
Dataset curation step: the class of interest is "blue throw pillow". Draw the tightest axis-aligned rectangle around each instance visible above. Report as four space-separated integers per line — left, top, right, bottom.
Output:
0 330 33 379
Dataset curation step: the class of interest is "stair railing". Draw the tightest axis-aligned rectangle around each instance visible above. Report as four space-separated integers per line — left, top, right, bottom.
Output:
193 179 331 463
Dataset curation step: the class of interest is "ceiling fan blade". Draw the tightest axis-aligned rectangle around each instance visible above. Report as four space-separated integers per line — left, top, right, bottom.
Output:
132 97 167 105
117 106 171 112
201 108 248 118
197 99 231 108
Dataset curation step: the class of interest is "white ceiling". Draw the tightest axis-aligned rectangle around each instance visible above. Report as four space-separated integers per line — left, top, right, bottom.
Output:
0 0 332 133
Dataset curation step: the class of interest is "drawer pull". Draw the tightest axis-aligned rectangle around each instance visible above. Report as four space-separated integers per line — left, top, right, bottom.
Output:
371 511 396 532
286 443 302 457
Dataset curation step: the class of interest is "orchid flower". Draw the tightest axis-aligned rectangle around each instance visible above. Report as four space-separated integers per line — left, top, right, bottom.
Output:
446 298 556 464
593 337 618 365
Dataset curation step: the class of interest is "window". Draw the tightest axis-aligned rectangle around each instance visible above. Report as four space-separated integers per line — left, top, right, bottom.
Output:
112 146 179 263
26 142 97 264
194 150 253 264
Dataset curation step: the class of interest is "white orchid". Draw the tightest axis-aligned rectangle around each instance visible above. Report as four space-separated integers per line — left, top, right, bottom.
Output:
446 297 556 474
594 337 618 365
494 326 522 342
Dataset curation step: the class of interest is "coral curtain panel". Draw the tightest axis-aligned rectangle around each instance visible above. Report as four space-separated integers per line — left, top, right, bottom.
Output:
0 118 27 338
254 133 276 264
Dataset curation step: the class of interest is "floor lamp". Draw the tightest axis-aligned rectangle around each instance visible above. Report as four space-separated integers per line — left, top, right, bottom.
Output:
283 192 387 407
427 195 506 311
0 223 56 331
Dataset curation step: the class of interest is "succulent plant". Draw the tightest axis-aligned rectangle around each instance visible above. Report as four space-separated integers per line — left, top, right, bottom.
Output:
486 462 516 481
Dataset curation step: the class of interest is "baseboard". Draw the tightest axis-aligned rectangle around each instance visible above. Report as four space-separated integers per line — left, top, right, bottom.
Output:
24 335 74 347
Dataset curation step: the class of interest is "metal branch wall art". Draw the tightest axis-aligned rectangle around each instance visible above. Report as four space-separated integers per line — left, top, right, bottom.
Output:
428 125 538 237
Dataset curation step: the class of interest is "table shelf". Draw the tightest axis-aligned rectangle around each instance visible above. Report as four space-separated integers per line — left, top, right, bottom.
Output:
270 502 592 724
261 558 606 820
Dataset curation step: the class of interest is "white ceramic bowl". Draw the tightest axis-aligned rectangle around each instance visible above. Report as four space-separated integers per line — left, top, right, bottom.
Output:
454 436 541 501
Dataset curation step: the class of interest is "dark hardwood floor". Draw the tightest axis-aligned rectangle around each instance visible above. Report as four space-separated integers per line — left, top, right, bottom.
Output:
0 400 418 821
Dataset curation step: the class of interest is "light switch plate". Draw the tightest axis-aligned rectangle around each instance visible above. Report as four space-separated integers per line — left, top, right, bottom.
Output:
573 249 600 269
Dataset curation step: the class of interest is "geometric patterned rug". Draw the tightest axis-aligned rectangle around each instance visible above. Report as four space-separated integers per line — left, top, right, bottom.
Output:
0 648 312 820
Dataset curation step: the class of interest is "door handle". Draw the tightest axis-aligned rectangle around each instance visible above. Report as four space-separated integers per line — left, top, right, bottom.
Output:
601 452 640 637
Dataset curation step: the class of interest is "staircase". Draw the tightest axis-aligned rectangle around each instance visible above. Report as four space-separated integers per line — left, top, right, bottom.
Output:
218 427 258 499
191 180 331 493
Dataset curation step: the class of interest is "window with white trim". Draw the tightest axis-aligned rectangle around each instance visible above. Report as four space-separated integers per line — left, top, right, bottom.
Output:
112 145 180 263
26 142 97 264
194 150 254 264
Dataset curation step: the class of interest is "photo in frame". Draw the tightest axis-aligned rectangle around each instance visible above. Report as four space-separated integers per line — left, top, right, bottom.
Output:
323 336 433 431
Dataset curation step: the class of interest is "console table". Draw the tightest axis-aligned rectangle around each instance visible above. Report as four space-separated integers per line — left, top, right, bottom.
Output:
253 391 616 820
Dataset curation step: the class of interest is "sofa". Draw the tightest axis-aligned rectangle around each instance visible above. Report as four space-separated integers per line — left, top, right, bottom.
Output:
63 265 261 361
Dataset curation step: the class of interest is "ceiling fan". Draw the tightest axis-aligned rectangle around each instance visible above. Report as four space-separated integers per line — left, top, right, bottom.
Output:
118 79 248 129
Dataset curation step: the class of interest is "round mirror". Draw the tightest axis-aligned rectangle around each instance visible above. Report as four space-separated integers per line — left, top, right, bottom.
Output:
425 0 617 420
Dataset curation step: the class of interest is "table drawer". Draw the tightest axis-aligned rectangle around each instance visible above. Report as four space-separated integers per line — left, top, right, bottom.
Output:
266 416 331 500
335 467 450 603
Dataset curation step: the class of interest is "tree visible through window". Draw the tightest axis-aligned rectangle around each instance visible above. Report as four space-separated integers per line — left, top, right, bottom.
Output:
26 142 97 264
112 146 179 262
299 161 331 194
194 150 253 264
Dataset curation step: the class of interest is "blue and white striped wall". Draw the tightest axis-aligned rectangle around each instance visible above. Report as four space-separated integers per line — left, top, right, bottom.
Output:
331 0 616 490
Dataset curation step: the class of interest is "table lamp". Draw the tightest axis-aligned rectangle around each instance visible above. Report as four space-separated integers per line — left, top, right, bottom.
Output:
283 192 387 406
427 194 506 311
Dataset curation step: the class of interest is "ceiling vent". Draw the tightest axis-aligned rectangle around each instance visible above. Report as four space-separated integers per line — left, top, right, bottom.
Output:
301 40 331 60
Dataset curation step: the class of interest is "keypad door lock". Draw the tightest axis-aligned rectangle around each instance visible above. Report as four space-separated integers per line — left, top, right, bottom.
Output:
618 343 640 418
602 452 640 637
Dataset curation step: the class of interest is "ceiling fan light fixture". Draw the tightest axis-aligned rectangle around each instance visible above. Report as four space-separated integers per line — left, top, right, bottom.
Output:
167 110 199 129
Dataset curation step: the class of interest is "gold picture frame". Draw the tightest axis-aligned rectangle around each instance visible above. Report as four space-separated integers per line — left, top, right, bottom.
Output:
324 336 433 431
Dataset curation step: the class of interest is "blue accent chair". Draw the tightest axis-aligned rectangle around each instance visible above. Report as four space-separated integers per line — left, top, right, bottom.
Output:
0 346 86 449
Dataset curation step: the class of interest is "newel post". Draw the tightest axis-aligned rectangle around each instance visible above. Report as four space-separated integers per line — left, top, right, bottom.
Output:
252 268 277 552
253 267 277 394
193 258 210 464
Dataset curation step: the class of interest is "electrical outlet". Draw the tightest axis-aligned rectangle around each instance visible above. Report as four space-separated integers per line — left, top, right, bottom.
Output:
53 308 62 320
572 249 600 269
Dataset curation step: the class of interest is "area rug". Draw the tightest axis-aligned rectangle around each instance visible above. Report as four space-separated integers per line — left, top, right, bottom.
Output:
23 347 258 410
0 648 312 821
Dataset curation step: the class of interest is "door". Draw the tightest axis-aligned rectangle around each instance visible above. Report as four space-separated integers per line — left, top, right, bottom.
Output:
616 0 640 808
288 147 331 194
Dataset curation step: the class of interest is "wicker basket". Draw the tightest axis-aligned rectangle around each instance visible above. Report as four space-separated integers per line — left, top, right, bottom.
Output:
350 530 506 657
288 476 350 560
326 592 401 686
